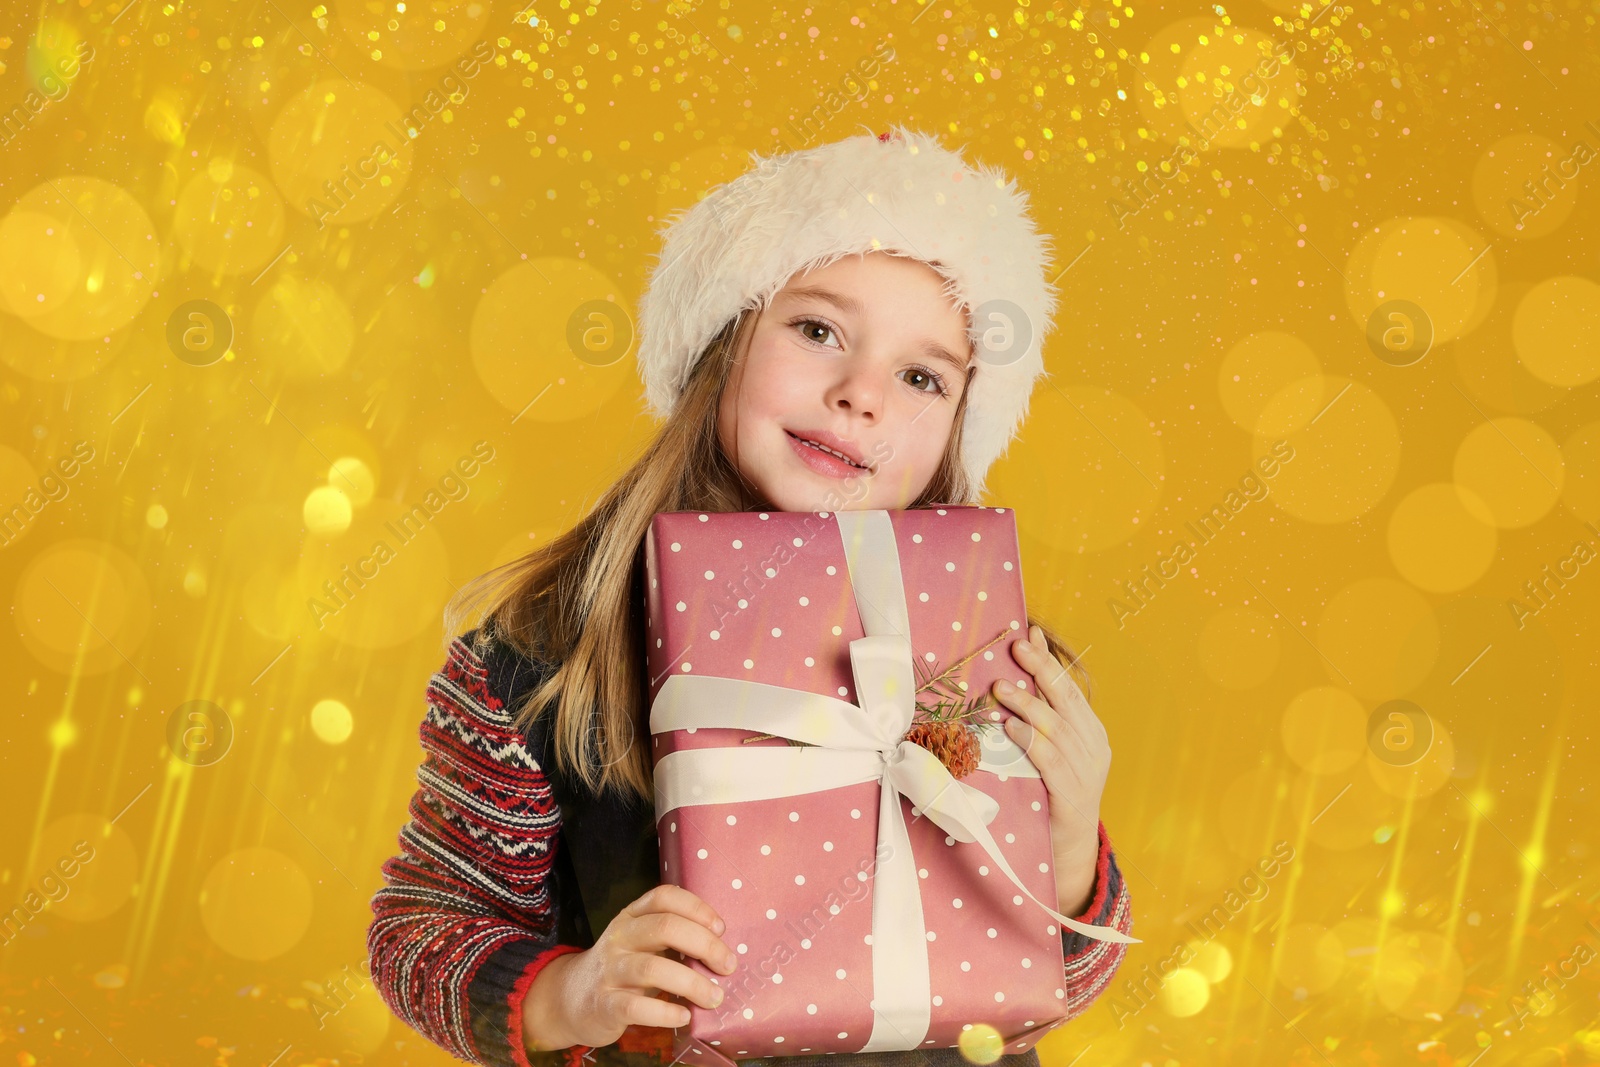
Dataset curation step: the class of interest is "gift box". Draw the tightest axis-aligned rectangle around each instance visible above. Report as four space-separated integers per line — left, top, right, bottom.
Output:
643 507 1135 1067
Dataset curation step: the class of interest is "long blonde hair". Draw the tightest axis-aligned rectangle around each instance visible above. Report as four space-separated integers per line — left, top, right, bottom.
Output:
441 307 1089 805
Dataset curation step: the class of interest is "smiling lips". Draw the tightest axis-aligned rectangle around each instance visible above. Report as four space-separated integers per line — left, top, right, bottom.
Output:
784 429 873 479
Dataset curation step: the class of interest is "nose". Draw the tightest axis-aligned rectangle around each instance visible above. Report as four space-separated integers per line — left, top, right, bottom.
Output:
824 360 883 422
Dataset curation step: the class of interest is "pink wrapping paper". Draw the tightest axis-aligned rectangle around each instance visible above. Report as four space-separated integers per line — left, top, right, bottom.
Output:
644 507 1076 1065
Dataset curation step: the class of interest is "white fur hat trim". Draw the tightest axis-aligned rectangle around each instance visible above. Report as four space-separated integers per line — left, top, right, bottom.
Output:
634 124 1060 496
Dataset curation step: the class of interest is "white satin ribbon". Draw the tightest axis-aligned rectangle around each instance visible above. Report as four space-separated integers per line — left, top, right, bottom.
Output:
650 511 1138 1054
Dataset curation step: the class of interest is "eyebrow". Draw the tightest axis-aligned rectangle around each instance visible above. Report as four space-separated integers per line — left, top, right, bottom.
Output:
781 284 970 373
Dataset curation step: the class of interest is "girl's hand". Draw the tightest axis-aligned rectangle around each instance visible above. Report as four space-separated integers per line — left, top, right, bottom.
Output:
991 624 1108 917
527 884 739 1050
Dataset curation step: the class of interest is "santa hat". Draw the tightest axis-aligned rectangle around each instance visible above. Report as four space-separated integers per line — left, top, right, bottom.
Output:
634 124 1060 496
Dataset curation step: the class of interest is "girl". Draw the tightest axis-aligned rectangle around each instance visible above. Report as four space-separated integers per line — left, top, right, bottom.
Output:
367 127 1134 1067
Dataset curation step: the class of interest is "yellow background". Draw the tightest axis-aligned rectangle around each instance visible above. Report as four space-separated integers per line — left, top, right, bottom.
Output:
1 0 1598 1064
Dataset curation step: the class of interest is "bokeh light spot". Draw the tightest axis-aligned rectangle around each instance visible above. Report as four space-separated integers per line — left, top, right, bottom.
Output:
1316 578 1439 700
1386 483 1497 592
311 698 354 744
1452 417 1564 529
1280 687 1366 775
1157 967 1210 1018
303 485 354 536
198 847 314 961
1512 276 1600 387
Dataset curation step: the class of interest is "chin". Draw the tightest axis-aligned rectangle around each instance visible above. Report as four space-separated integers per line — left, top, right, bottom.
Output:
767 485 849 513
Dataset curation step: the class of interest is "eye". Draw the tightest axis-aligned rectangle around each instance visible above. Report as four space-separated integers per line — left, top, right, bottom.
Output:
791 318 841 348
899 366 948 396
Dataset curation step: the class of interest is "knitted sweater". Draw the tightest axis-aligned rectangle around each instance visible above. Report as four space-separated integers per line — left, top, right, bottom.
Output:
367 628 1133 1067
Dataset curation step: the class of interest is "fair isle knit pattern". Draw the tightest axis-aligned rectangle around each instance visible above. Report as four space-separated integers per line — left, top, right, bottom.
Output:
368 629 582 1067
369 630 1134 1067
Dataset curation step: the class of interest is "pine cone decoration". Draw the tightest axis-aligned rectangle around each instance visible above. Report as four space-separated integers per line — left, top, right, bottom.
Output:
906 719 981 779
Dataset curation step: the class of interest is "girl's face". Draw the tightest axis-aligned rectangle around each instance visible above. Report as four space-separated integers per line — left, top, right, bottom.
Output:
716 251 973 512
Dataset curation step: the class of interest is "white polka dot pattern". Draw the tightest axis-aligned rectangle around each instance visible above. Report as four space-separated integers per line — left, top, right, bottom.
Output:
643 507 1093 1058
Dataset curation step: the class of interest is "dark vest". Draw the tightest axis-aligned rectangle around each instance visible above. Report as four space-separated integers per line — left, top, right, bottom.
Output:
482 640 661 948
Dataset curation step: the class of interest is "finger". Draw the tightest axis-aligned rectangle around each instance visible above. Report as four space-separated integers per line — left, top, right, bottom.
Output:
606 986 698 1029
1034 627 1103 737
1053 668 1101 738
629 883 727 936
996 687 1067 769
1013 633 1105 746
630 912 739 975
1014 628 1087 720
996 708 1098 815
993 678 1099 778
615 950 729 1013
991 676 1066 747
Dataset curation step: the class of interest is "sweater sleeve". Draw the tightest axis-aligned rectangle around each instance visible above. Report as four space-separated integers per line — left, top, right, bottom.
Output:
367 630 590 1067
1058 820 1133 1022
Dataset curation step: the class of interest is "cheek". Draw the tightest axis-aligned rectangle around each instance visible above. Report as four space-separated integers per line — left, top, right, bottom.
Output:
717 342 795 472
732 344 809 428
898 401 956 469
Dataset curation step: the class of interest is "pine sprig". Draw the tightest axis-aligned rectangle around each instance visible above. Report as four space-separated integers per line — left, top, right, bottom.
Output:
914 693 996 727
913 626 1013 703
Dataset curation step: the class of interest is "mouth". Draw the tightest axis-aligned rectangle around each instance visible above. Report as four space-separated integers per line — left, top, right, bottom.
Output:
784 429 873 479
